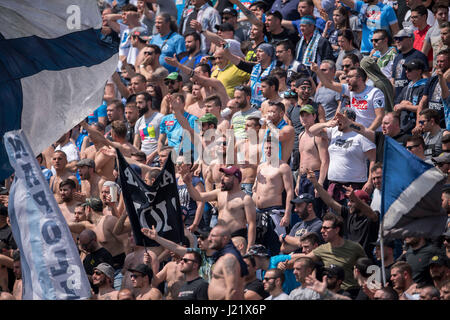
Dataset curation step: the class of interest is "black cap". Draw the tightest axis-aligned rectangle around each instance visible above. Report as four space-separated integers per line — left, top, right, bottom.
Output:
128 264 153 277
215 23 234 32
324 264 345 281
291 193 315 204
428 255 449 268
222 7 238 16
403 59 425 71
194 227 211 239
267 10 283 20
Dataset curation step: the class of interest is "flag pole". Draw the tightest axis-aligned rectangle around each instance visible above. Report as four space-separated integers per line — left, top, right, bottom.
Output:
379 222 387 287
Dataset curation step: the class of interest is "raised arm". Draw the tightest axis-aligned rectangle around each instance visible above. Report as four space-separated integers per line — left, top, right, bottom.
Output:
311 62 343 94
181 168 219 202
228 0 264 28
307 170 342 214
141 226 188 257
335 112 376 143
309 118 337 136
343 185 378 222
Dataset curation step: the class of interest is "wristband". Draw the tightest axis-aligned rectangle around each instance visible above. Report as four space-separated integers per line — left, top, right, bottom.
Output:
281 233 287 242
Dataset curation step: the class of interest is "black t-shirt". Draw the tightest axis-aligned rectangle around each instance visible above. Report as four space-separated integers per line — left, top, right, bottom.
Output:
177 277 209 300
82 247 114 276
244 279 270 299
404 243 442 285
425 75 450 128
374 131 410 163
266 27 299 46
392 49 429 97
340 206 379 259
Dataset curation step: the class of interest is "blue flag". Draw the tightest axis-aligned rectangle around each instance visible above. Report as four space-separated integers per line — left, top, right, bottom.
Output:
381 136 447 239
4 130 91 300
0 0 119 181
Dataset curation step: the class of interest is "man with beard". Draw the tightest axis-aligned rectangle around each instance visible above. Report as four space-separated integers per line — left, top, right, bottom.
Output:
77 159 103 201
185 83 206 118
263 268 289 300
307 170 379 258
92 263 119 300
403 236 442 285
160 72 184 114
390 261 419 300
124 102 140 145
280 193 322 252
178 32 207 82
134 92 164 163
231 85 262 140
182 165 256 252
49 150 79 204
129 264 162 300
138 45 169 83
177 251 209 300
58 179 80 224
260 76 283 117
428 255 450 291
253 137 294 231
206 223 248 300
53 131 80 173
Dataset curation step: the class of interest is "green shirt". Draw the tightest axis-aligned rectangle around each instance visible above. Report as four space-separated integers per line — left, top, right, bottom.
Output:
313 240 367 290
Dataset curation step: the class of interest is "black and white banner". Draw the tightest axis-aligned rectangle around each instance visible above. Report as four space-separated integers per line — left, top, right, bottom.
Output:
117 149 184 246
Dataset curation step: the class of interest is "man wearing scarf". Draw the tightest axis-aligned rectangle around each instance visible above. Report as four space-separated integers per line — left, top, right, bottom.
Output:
295 16 334 69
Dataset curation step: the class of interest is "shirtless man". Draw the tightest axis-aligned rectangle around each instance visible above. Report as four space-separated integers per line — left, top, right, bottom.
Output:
203 94 229 135
207 223 247 300
58 179 79 224
92 263 118 300
100 182 121 217
49 150 79 204
80 123 116 181
182 165 256 252
154 251 185 300
81 120 139 158
253 138 294 230
262 101 295 163
68 197 126 272
260 76 283 117
128 263 162 300
185 83 206 118
235 117 263 196
295 105 329 197
77 159 103 200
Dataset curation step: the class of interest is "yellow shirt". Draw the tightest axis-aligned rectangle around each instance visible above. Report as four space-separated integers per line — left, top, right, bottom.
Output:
211 63 250 98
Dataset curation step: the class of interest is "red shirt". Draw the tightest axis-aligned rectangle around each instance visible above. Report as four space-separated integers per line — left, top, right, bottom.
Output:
414 25 433 63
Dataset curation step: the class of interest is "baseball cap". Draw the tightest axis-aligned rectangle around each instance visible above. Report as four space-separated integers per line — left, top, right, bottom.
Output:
428 255 449 268
76 158 95 169
82 197 103 212
403 59 425 71
215 23 234 32
194 227 211 239
94 262 115 280
165 72 182 81
299 104 316 115
323 264 345 281
226 39 245 58
222 7 238 16
371 238 395 249
243 244 270 259
291 193 315 204
353 190 370 204
394 29 414 39
130 26 150 41
295 77 312 87
128 263 153 278
432 152 450 164
219 166 242 183
198 113 218 125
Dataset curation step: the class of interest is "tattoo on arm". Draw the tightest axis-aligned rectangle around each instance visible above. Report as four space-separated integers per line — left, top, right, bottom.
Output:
223 256 237 274
349 123 361 132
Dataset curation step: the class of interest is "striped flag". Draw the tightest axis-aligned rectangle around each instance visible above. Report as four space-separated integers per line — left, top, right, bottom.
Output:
0 0 119 180
381 136 447 238
4 130 91 300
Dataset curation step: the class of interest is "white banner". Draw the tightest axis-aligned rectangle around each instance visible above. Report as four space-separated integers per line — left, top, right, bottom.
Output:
4 130 91 300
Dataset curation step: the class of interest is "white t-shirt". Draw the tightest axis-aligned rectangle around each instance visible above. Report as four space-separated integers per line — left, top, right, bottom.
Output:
327 127 376 183
341 84 385 131
134 112 164 156
118 22 148 69
265 292 290 300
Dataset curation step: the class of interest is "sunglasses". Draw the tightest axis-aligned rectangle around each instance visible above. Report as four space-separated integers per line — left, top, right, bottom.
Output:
263 277 278 281
130 274 143 279
394 37 406 42
371 38 384 43
299 86 312 91
181 258 196 263
406 144 421 150
94 270 103 276
144 51 155 55
342 64 352 69
164 80 176 85
418 120 428 125
321 226 334 230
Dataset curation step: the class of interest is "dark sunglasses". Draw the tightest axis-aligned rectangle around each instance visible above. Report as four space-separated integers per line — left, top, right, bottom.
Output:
164 79 176 85
130 274 143 279
406 144 421 150
342 64 352 69
418 120 427 125
181 258 196 263
144 51 155 55
394 37 406 42
94 270 103 276
321 226 334 230
371 38 385 43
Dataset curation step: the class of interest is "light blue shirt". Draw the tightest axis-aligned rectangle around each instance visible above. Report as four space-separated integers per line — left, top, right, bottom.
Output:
150 32 186 73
